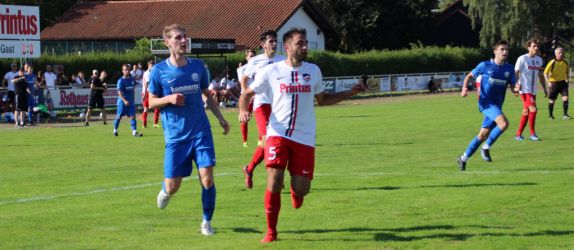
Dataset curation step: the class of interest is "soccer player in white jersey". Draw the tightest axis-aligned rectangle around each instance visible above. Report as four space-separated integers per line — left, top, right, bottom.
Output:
514 38 547 141
148 24 230 236
239 30 286 189
141 60 161 128
238 27 365 243
237 49 256 147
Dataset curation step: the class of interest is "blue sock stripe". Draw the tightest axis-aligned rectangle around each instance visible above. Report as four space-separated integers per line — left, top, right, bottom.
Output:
130 119 137 131
464 136 482 158
201 185 216 221
486 126 504 147
113 118 120 130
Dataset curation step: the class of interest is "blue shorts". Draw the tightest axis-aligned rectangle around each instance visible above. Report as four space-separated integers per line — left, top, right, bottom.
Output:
116 103 136 117
480 105 503 129
163 134 216 178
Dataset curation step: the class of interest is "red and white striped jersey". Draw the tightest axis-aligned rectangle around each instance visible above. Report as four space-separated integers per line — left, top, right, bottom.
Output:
250 61 324 147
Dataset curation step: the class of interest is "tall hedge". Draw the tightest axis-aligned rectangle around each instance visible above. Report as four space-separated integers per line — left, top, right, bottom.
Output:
0 47 526 81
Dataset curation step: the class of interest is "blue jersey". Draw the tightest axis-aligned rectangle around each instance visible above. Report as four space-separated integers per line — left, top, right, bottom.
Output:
25 73 36 92
472 60 517 109
117 76 135 105
148 57 210 143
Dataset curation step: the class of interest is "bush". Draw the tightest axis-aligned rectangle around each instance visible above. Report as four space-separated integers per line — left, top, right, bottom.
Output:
1 51 153 83
0 46 526 82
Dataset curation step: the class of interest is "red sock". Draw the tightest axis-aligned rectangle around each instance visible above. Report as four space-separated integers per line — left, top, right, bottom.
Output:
264 190 280 239
516 114 528 136
528 111 537 135
153 109 160 125
248 146 264 173
290 186 304 209
142 111 148 127
240 122 248 143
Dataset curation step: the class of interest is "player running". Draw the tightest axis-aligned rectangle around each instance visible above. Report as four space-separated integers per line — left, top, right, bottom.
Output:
238 27 365 243
457 40 518 171
514 38 547 141
149 24 230 236
239 30 286 189
237 48 256 146
113 64 143 137
141 60 161 128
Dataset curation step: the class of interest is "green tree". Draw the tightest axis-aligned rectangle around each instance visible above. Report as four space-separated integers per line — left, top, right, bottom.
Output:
313 0 438 52
464 0 574 47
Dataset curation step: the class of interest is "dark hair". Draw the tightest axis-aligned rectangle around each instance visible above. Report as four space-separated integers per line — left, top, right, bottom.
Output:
282 27 307 44
245 48 256 54
259 30 277 42
492 40 509 50
525 38 540 48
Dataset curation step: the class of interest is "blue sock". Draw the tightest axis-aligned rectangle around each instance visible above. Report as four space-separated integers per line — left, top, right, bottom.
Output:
114 117 121 130
162 181 166 193
27 108 33 123
464 136 482 158
130 119 137 131
485 126 504 147
201 185 216 221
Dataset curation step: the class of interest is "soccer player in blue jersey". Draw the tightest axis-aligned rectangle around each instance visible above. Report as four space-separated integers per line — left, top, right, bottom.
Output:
148 24 230 236
457 40 519 171
25 66 36 125
113 64 142 137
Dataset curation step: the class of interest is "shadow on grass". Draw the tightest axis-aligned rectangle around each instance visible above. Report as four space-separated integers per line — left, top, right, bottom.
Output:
231 227 263 234
374 229 574 242
313 182 537 192
416 182 538 188
282 224 574 242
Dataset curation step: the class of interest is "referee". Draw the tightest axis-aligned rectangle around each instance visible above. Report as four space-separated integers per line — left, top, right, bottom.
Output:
544 47 571 120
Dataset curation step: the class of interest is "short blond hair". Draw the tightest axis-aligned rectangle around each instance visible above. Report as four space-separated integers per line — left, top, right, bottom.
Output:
163 24 186 39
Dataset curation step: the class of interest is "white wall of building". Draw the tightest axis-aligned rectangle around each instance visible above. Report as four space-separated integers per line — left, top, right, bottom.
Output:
277 7 325 54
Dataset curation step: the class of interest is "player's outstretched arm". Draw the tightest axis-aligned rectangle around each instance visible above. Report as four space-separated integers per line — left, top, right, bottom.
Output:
202 89 230 135
461 72 474 97
238 89 255 123
315 83 365 106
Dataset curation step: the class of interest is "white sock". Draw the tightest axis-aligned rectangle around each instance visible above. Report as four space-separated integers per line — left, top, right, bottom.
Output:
113 129 117 133
461 153 468 162
132 130 137 135
481 144 490 150
202 220 211 225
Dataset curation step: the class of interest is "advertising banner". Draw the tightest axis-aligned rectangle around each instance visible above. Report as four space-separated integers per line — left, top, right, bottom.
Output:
43 87 143 109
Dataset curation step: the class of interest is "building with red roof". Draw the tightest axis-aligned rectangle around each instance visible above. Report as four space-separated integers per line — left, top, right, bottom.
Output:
41 0 338 54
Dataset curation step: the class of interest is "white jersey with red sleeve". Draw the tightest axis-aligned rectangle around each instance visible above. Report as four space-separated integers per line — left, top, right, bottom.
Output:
515 54 544 95
244 54 286 109
250 61 324 147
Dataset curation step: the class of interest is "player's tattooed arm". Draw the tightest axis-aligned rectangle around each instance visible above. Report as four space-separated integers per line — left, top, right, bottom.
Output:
315 82 365 106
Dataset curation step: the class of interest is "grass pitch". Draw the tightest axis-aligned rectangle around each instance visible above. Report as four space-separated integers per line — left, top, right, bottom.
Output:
1 92 573 249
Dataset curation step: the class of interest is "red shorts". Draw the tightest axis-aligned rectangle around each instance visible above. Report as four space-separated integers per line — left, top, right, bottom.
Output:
254 104 271 139
142 91 149 108
265 136 315 180
520 93 536 108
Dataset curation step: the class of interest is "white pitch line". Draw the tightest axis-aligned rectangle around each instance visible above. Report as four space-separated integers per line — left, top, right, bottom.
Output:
0 173 233 206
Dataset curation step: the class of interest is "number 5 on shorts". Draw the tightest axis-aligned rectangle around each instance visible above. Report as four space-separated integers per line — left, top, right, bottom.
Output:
268 146 277 160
